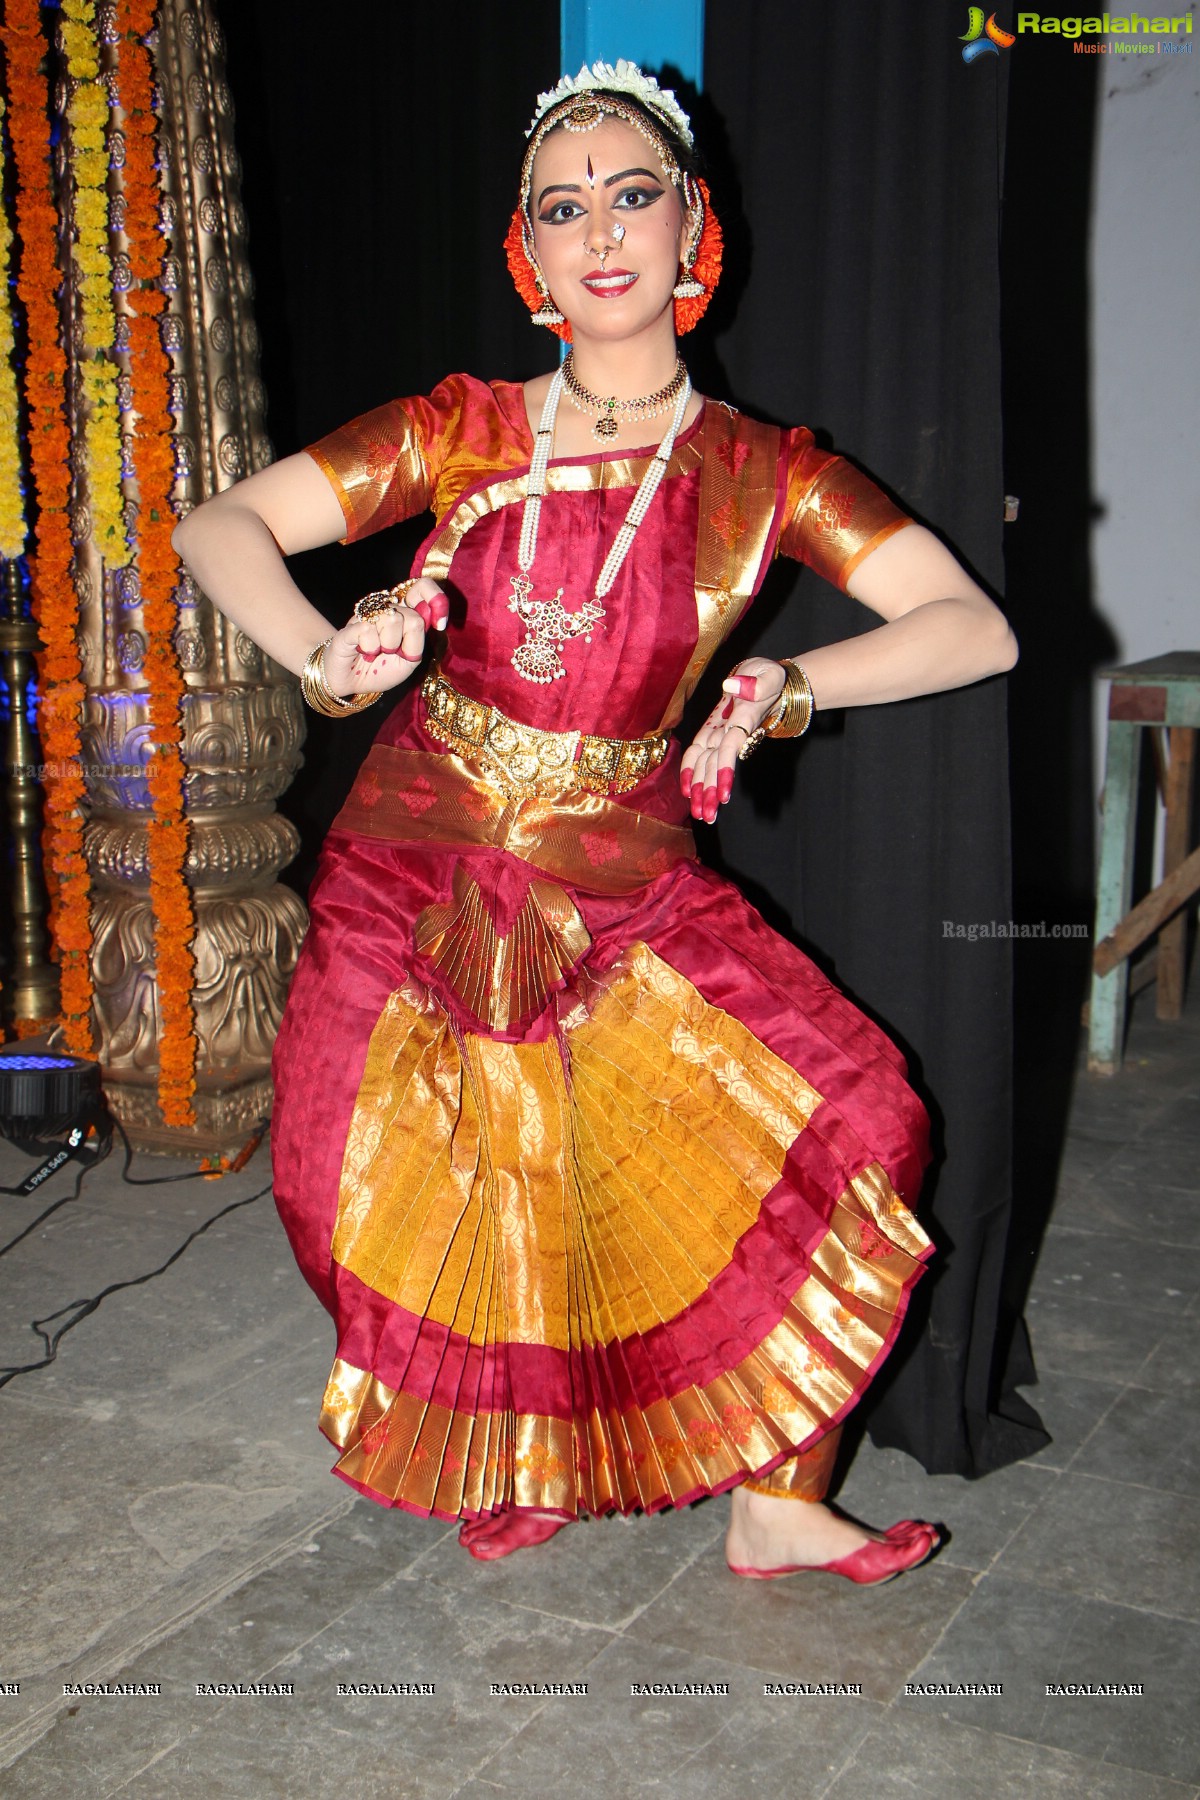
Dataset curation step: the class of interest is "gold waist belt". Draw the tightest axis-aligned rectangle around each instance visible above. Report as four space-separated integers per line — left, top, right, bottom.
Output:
421 670 670 798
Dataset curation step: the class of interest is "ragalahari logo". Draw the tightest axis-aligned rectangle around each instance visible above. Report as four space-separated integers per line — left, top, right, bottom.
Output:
961 8 1017 58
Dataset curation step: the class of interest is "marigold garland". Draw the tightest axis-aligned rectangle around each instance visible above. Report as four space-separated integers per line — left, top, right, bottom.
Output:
63 0 130 567
115 0 197 1127
0 99 27 560
504 178 723 343
674 184 723 335
1 0 95 1053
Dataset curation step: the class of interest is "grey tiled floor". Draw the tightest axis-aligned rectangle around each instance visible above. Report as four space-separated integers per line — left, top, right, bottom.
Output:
1 976 1197 1798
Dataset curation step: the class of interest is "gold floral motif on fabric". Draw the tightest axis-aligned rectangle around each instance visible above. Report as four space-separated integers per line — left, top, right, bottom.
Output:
741 1427 843 1500
306 420 427 547
777 454 912 592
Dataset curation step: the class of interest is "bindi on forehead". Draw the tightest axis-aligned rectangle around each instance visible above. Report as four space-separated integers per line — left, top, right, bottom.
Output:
533 115 668 182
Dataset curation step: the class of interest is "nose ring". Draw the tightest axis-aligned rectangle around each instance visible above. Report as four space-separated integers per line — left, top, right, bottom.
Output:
585 221 625 269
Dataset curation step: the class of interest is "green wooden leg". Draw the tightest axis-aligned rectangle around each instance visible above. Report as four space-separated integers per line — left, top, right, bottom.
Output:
1088 719 1141 1073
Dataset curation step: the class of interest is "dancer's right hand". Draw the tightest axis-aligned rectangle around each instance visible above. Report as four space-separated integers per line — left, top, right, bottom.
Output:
320 578 449 697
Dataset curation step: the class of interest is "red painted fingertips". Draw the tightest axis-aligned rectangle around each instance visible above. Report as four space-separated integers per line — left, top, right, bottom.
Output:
737 675 757 700
680 768 693 797
717 768 734 803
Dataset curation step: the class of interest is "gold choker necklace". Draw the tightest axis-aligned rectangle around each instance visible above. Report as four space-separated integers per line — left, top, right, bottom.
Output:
561 351 688 443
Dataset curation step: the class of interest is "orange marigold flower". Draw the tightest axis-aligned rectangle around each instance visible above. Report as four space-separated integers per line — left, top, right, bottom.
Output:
115 0 197 1124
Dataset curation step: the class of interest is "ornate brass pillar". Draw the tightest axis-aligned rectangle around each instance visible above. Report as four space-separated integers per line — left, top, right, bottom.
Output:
72 2 306 1152
1 561 60 1026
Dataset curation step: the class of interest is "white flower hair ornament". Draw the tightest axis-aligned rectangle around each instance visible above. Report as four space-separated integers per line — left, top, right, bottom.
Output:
527 60 695 148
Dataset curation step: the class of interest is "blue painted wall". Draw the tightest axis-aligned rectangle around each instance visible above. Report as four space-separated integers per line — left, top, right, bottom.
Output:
560 0 704 88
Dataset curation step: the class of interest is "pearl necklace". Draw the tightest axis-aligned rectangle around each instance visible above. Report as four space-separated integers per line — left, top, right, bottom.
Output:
508 363 692 684
561 349 688 443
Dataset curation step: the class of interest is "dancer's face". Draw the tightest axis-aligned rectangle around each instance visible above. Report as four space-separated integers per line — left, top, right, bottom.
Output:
529 117 690 346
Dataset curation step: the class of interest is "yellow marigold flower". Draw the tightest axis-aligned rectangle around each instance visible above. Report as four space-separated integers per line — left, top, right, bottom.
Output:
61 2 129 567
0 97 27 557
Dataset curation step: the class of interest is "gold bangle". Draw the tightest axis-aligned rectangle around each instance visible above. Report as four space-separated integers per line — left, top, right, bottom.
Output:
299 636 380 718
763 660 814 739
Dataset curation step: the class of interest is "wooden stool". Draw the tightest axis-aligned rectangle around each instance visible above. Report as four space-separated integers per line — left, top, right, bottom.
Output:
1088 652 1200 1073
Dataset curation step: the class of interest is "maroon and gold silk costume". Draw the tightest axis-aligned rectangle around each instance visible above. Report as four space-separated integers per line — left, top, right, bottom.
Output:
272 373 931 1522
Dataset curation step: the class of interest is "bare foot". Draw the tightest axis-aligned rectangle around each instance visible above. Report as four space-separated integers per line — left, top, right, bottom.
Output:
725 1488 882 1574
458 1509 570 1561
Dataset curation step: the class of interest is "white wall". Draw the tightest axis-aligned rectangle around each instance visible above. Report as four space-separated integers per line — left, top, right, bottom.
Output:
1090 29 1200 840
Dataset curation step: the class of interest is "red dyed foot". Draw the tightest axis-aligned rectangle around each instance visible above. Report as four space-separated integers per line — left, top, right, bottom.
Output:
728 1520 941 1587
458 1510 570 1561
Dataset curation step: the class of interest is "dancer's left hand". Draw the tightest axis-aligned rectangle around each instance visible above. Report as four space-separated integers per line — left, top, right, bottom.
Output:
680 658 786 824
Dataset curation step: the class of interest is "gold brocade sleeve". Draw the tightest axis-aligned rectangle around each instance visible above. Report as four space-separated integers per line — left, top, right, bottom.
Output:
776 429 912 592
305 397 435 543
305 373 531 543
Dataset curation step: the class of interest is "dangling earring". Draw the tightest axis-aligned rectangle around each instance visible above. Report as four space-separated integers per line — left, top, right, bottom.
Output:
673 264 705 301
676 206 705 304
532 271 565 329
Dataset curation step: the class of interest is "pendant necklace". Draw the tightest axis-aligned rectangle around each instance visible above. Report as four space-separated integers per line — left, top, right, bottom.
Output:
509 363 692 684
562 349 688 444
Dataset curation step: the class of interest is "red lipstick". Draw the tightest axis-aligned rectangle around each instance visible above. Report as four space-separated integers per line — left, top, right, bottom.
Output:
580 268 638 296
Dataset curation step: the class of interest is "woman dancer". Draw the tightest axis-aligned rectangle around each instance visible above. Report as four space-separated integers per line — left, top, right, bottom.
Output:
175 62 1016 1583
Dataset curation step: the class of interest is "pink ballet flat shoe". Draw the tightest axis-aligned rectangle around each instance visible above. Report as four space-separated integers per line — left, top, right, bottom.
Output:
458 1510 570 1562
727 1520 941 1587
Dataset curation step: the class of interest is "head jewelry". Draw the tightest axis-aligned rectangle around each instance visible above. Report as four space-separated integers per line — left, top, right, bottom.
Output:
503 60 722 342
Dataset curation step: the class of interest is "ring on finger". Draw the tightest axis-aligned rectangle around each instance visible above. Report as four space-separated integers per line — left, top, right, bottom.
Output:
736 724 768 762
351 579 417 626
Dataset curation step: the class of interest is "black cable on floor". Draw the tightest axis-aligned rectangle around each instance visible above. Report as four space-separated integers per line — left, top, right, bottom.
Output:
0 1101 115 1253
107 1112 270 1185
0 1140 102 1258
0 1110 271 1260
0 1179 272 1390
0 1110 272 1389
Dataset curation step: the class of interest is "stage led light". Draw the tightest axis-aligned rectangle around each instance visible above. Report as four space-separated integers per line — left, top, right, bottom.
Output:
0 1051 103 1145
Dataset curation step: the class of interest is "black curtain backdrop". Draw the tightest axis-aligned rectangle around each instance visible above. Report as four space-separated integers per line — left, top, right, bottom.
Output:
221 1 1055 1476
220 3 561 884
999 34 1107 1354
699 3 1047 1475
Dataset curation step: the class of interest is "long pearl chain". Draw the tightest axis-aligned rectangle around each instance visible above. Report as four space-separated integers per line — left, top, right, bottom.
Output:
509 364 692 683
